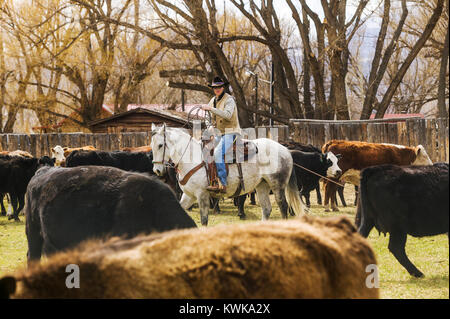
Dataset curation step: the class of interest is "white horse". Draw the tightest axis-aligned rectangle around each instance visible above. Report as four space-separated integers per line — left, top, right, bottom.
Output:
151 124 305 226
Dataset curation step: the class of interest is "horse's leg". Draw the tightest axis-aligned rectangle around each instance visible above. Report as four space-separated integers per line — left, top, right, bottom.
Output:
273 188 289 219
255 181 272 221
180 193 196 211
210 198 219 214
197 192 210 226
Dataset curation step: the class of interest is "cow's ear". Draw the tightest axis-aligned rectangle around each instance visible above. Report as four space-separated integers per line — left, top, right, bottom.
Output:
416 146 421 155
0 276 16 299
336 154 342 159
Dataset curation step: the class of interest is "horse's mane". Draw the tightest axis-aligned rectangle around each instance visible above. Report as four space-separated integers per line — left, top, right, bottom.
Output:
168 127 201 143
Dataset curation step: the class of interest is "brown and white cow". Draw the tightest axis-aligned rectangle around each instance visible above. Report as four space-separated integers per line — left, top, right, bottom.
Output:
321 140 433 212
50 145 97 166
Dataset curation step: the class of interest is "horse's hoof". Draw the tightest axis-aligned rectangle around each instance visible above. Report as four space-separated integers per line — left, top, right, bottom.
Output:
7 215 13 220
332 207 340 212
324 209 331 212
14 217 20 222
412 271 425 278
239 215 246 220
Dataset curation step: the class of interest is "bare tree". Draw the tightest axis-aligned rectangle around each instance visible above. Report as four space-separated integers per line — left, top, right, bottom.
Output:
288 0 369 119
437 0 449 118
375 0 444 118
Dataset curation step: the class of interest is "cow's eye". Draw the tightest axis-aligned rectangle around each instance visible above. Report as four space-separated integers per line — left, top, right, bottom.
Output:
158 144 163 149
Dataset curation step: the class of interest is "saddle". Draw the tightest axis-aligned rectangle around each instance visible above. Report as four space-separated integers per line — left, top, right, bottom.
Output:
204 136 258 197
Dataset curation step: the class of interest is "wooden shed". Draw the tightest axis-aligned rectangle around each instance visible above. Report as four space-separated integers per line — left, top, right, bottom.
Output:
89 107 193 133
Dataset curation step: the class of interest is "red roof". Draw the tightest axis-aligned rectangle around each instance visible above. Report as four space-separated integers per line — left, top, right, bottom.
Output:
369 113 424 119
126 104 207 118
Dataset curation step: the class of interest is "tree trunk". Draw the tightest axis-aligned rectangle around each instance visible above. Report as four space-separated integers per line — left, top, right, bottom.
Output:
303 48 313 118
437 0 449 118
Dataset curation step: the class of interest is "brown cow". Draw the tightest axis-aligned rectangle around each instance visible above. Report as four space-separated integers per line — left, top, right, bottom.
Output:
0 150 33 158
120 145 152 153
51 145 97 166
0 215 379 299
321 140 433 212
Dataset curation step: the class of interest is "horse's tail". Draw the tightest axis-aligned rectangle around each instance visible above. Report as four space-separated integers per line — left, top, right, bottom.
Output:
285 166 304 216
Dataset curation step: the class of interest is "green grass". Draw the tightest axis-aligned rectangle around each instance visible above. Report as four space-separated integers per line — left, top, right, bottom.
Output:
0 184 448 299
0 215 27 276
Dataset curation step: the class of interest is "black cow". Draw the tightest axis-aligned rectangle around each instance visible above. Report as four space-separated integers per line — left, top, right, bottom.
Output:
25 166 197 263
66 150 154 173
290 150 341 208
357 163 449 277
0 155 54 221
281 141 324 205
66 150 182 198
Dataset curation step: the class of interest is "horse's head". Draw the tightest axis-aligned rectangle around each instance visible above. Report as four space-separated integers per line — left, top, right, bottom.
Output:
151 123 170 176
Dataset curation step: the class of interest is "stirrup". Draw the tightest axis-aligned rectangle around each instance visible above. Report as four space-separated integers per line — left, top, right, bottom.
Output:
206 180 226 193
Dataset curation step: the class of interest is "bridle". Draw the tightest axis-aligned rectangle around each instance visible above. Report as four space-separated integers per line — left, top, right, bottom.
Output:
152 124 193 172
152 124 169 166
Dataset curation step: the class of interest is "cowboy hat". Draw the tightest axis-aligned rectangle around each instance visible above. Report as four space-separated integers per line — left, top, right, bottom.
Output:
208 76 229 88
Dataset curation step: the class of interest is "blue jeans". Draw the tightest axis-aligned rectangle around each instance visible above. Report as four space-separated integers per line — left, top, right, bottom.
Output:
214 134 236 186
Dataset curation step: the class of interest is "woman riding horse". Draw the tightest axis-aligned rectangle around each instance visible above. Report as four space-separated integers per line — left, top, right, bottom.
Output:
200 76 241 193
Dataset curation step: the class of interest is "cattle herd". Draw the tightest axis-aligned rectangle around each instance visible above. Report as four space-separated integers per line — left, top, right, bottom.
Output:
0 136 448 299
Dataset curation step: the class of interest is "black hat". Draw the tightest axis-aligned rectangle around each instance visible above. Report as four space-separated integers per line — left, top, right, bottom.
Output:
208 76 229 88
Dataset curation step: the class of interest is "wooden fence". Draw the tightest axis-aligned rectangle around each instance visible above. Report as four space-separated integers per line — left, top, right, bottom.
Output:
0 132 152 158
1 119 448 163
290 117 449 163
0 125 289 158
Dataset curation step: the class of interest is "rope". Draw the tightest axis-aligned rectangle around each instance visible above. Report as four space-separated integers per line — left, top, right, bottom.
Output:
186 105 211 128
292 162 345 188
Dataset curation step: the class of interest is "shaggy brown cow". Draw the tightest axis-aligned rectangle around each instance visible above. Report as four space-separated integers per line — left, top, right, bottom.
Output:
120 145 152 153
0 215 379 299
0 150 33 158
321 140 432 212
